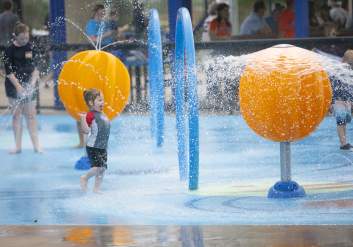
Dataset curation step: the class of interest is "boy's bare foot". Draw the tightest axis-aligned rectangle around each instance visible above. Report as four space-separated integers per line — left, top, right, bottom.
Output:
9 149 21 154
34 148 43 153
93 189 103 194
80 176 88 192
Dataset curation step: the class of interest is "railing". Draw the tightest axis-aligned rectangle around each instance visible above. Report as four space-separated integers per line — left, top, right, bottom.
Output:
1 36 353 113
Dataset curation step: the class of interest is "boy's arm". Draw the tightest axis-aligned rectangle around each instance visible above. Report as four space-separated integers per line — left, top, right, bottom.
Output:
79 113 90 134
4 48 24 93
7 73 23 92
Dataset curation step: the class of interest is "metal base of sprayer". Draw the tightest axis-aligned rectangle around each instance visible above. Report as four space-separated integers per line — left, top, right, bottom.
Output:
268 180 306 198
267 142 306 198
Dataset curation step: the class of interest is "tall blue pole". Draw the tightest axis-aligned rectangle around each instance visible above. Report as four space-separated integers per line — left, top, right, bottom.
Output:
175 22 187 181
175 8 199 190
168 0 192 114
168 0 192 41
295 0 309 37
49 0 67 109
148 9 165 147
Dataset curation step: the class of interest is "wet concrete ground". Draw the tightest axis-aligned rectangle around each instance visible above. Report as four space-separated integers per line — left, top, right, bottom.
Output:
1 114 353 245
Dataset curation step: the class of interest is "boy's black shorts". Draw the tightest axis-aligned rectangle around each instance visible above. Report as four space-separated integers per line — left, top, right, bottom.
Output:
86 146 107 168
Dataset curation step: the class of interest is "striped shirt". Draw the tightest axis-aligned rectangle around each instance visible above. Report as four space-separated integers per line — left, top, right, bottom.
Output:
86 111 111 149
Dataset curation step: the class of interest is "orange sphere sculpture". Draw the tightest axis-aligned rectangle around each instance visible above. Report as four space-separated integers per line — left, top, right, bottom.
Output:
239 45 332 142
58 50 130 120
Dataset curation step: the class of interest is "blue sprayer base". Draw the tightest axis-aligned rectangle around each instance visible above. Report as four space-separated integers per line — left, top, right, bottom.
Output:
268 180 306 198
74 156 91 170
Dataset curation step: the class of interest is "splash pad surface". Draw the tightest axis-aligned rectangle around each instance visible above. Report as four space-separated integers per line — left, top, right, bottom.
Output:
1 114 353 224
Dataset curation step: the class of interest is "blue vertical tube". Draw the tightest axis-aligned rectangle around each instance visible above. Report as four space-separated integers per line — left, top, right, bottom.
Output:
168 0 192 41
168 0 192 115
148 9 165 147
295 0 309 37
184 11 199 191
175 8 199 190
50 0 67 109
175 18 187 180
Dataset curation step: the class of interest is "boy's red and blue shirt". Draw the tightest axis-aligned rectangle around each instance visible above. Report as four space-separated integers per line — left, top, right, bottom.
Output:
86 111 111 149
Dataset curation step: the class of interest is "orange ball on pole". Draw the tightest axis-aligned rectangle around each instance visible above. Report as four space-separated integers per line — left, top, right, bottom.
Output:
239 45 332 142
58 50 130 120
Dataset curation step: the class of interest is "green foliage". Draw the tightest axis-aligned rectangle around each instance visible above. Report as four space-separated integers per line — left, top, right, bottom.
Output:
22 0 49 29
144 0 169 28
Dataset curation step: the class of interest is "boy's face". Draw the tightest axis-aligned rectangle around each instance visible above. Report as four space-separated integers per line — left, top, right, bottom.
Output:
15 31 29 46
91 94 104 112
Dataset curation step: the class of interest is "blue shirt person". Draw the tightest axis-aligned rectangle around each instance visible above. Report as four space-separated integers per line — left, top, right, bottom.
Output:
239 0 271 37
85 4 115 47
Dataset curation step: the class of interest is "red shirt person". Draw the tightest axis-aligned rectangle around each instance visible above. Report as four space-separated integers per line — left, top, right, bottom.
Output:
278 0 295 38
209 3 232 40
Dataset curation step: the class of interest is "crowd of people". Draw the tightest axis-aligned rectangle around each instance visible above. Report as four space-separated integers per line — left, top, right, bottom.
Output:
202 0 353 41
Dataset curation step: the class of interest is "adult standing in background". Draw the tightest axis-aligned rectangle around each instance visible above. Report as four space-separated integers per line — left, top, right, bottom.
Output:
329 0 351 30
132 0 147 40
239 0 272 38
85 4 115 48
3 23 41 154
278 0 295 38
209 3 232 40
0 0 19 47
201 1 218 42
265 3 284 37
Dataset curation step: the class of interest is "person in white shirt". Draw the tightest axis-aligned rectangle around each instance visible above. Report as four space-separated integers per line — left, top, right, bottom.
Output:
201 1 220 42
329 0 351 29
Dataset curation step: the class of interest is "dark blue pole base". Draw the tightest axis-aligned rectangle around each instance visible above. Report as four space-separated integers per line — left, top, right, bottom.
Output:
74 156 91 170
268 180 306 198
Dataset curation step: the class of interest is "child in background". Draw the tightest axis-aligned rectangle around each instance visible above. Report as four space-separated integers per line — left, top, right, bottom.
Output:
332 50 353 150
3 22 41 154
79 89 111 193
